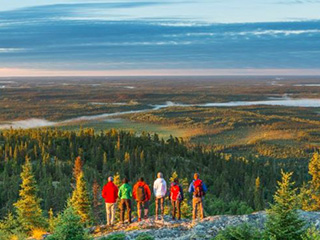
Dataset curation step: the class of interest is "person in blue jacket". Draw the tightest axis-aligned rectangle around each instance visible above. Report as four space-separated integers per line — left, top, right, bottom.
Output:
188 173 207 220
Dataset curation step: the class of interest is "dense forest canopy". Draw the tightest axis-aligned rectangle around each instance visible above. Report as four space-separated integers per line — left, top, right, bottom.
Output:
0 127 312 221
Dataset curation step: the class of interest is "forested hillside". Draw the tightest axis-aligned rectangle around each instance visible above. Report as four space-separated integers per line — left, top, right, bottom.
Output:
0 128 310 219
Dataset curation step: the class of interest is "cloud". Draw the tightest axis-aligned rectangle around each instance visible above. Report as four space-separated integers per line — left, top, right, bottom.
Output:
0 48 25 53
276 0 320 4
0 2 319 71
231 29 320 36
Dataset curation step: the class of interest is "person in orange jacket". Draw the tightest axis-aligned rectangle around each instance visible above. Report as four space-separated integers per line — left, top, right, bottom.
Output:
133 177 151 222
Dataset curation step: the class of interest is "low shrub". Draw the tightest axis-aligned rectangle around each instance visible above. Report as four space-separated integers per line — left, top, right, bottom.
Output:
214 224 262 240
136 233 155 240
101 233 126 240
46 206 91 240
302 226 320 240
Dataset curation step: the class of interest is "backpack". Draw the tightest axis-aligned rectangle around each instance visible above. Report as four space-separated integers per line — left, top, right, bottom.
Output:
171 184 182 201
193 179 205 198
136 184 146 201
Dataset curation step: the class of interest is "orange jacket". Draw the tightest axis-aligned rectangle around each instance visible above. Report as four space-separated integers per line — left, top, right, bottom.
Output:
133 181 151 202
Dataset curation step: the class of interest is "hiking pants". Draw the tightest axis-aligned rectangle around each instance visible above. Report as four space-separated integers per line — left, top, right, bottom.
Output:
171 200 181 220
119 199 132 223
137 201 149 219
105 203 116 225
155 197 165 217
192 197 204 220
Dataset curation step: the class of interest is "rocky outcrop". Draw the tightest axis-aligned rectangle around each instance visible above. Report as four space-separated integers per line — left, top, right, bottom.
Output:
94 211 320 240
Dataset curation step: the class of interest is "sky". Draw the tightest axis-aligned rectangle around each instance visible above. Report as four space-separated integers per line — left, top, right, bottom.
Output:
0 0 319 76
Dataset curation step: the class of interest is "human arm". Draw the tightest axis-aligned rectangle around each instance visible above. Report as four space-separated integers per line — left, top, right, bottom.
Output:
132 184 137 200
153 180 157 195
129 185 133 199
180 185 184 201
118 186 122 199
164 180 167 196
115 186 119 200
145 185 151 201
188 182 194 193
101 185 106 199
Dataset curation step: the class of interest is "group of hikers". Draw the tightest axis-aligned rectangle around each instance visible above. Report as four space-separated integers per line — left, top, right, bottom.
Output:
101 172 207 226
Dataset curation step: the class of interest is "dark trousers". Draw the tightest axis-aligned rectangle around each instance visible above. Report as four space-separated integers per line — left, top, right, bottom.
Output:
171 200 181 220
119 199 131 223
155 197 164 216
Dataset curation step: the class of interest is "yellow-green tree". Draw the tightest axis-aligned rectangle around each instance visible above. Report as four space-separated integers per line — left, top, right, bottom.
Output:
14 157 45 232
308 152 320 210
113 172 121 222
299 183 313 211
254 176 264 210
265 170 305 240
48 208 56 233
70 171 92 224
114 172 121 187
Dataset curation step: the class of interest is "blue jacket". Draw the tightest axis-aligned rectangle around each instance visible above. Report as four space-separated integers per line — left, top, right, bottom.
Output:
188 179 208 196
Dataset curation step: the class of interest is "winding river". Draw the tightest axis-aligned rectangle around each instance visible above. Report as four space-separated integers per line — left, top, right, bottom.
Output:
1 98 320 129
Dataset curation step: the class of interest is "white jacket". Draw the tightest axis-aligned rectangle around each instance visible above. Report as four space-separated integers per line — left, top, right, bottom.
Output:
153 178 167 198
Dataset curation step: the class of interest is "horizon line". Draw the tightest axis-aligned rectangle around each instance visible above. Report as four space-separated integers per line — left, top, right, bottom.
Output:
1 68 320 77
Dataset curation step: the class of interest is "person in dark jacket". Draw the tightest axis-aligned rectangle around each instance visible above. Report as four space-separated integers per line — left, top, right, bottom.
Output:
101 176 118 226
188 173 208 220
169 178 184 220
133 177 151 222
118 177 132 224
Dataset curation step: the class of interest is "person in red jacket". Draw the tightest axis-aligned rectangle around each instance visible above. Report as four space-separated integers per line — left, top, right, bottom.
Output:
133 177 151 222
169 178 184 220
101 176 118 226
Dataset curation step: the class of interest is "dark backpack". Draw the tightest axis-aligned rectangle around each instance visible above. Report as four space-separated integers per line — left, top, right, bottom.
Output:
193 179 205 198
136 184 146 201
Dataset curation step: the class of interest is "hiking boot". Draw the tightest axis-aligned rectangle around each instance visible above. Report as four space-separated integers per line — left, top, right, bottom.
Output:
144 216 148 220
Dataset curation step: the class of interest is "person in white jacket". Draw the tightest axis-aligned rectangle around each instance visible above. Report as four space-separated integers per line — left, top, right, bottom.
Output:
153 172 167 220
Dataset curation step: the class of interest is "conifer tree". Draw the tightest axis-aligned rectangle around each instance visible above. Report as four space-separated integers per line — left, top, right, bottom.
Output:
113 173 121 222
113 173 121 188
73 156 83 181
48 208 56 233
124 152 130 163
14 157 45 232
102 152 108 173
299 183 313 211
47 206 90 240
254 176 263 210
265 170 305 240
70 171 92 224
92 179 101 224
308 152 320 210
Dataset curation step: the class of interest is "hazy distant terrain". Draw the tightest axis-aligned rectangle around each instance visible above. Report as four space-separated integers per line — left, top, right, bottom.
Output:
1 76 320 162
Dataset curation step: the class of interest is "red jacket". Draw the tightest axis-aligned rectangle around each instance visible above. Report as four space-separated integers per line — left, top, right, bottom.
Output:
133 181 151 202
102 182 118 203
